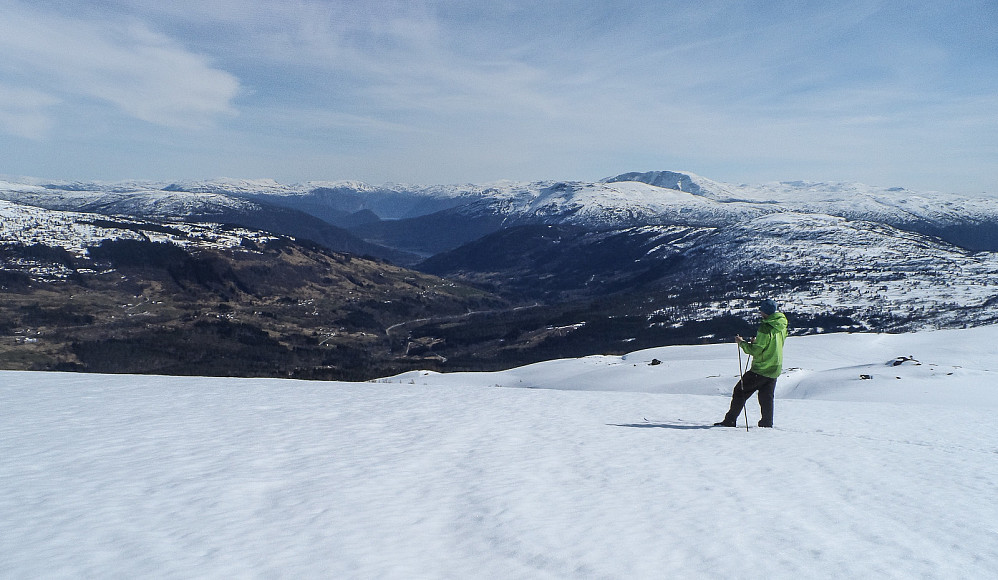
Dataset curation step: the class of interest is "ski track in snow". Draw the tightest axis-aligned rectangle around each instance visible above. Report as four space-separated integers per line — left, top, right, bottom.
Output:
3 327 998 578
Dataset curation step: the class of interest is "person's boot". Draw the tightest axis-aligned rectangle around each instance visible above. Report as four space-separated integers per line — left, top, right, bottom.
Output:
713 420 736 427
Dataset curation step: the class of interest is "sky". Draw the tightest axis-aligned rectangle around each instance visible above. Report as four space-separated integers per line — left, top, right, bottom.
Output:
0 1 996 194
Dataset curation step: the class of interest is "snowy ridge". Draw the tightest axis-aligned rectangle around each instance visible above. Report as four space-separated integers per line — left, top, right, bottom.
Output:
0 199 276 280
3 170 997 230
3 327 997 578
0 180 261 219
604 171 998 227
501 180 764 228
1 199 142 254
381 325 998 406
0 199 273 253
679 212 998 329
5 170 998 332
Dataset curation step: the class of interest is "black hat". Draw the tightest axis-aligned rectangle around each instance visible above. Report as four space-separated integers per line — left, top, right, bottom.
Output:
759 299 778 315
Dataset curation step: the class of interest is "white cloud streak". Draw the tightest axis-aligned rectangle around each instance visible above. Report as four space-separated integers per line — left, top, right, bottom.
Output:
0 1 240 133
0 1 995 192
0 84 60 139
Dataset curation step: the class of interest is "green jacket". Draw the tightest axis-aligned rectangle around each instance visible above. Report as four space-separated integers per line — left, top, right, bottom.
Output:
740 312 788 379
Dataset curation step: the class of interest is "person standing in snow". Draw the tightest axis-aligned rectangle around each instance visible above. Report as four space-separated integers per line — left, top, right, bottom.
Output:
715 299 788 428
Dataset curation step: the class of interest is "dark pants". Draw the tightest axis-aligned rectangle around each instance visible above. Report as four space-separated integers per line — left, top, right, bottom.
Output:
723 371 777 427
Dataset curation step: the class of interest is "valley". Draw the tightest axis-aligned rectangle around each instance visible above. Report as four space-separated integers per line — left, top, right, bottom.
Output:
2 170 997 379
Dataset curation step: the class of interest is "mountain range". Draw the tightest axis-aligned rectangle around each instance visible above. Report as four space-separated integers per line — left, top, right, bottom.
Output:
2 170 997 378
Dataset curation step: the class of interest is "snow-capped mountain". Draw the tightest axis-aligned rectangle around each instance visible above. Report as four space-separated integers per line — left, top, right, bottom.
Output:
4 169 998 366
4 170 997 251
0 178 413 262
419 212 998 333
680 212 998 329
601 171 998 250
0 198 505 379
326 171 998 255
0 199 280 281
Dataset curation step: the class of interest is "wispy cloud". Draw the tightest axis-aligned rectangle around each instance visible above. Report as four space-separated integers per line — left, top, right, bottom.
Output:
0 0 995 192
0 84 60 139
0 1 240 133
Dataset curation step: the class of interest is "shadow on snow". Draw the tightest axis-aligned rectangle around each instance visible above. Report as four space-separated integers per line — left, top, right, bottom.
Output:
609 422 714 430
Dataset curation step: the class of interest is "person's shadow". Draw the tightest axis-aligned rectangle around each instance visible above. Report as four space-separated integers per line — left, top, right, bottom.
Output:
608 422 714 430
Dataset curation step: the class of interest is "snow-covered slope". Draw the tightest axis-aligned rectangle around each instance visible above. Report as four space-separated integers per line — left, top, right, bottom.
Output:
0 199 269 250
384 325 998 406
417 170 998 234
682 212 998 329
5 170 997 234
7 170 998 332
606 170 998 225
0 178 261 218
3 328 997 578
0 199 277 280
418 209 998 332
0 180 413 262
497 179 764 228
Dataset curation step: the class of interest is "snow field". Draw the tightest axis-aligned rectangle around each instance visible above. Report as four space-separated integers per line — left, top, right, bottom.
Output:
2 327 998 578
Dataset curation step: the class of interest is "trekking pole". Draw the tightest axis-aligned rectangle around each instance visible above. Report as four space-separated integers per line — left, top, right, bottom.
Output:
743 355 753 432
737 344 750 432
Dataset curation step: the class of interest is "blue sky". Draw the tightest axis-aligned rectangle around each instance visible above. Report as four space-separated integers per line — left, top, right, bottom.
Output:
0 0 995 194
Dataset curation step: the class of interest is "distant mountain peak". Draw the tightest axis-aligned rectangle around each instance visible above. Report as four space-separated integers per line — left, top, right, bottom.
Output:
602 170 705 194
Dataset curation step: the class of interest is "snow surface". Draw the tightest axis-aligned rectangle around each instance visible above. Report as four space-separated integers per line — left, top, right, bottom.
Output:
0 199 275 256
3 327 998 578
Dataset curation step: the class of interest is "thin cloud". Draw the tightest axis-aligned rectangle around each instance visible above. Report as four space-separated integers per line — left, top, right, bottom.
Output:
0 1 240 132
0 1 995 193
0 84 60 139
